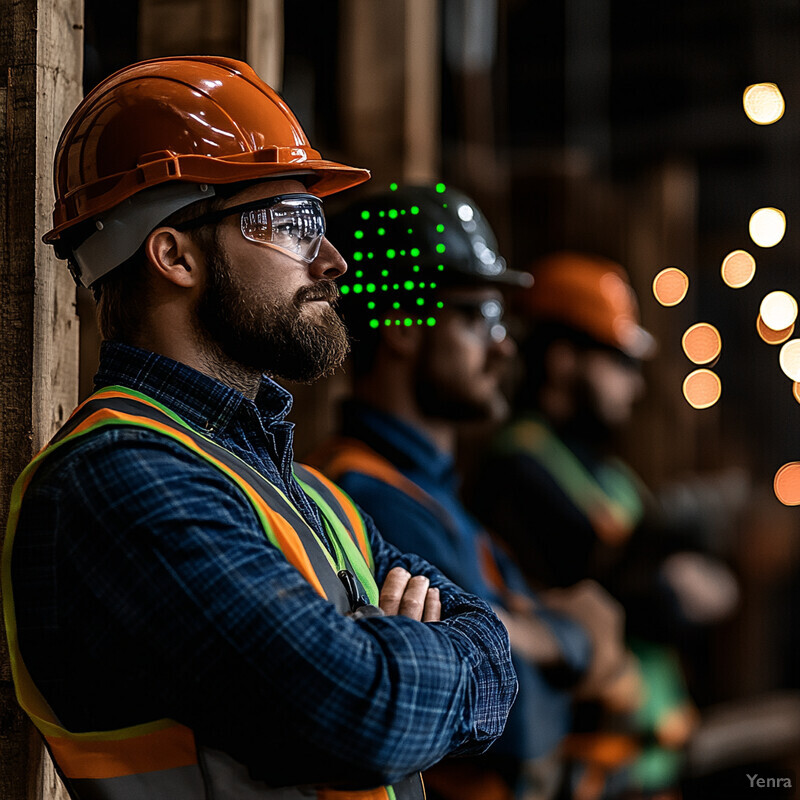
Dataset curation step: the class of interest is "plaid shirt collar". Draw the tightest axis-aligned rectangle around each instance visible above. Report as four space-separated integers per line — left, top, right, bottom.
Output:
93 340 294 436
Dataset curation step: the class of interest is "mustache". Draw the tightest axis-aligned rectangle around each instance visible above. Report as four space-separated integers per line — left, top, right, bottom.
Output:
294 280 340 308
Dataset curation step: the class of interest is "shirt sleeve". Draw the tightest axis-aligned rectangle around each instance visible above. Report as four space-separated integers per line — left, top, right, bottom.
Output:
12 428 517 789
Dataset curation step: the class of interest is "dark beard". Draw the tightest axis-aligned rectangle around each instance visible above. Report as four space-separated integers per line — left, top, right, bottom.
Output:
414 355 507 424
195 240 350 383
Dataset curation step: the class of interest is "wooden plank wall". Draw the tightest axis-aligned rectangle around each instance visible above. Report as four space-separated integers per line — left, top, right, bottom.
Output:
0 0 82 797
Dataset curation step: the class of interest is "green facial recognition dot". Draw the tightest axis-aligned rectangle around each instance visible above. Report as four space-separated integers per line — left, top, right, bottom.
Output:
368 301 376 309
353 252 363 261
341 285 350 295
390 182 398 191
411 206 419 215
378 228 386 236
384 319 392 326
393 302 401 309
413 265 420 272
429 282 437 289
408 228 413 234
404 280 414 290
436 301 444 308
436 224 445 233
369 319 379 329
361 210 370 220
400 250 406 256
416 298 425 306
379 211 386 217
353 284 363 294
426 317 437 326
410 248 420 257
389 209 398 219
436 244 446 254
366 283 376 292
435 183 446 193
367 252 374 259
393 283 400 290
438 264 445 271
355 230 364 239
387 249 396 259
381 270 389 277
404 318 412 327
355 270 363 278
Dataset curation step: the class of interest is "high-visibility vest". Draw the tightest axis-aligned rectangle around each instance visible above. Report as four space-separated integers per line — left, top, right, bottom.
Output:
2 386 425 800
308 436 515 606
494 417 644 546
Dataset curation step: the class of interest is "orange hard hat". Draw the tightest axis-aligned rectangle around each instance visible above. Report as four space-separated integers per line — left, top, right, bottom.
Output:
44 55 370 249
519 251 655 359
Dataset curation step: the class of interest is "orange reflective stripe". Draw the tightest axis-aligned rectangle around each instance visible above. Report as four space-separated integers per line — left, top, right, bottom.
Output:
300 464 371 566
69 407 327 600
318 788 390 800
46 724 197 779
311 439 433 515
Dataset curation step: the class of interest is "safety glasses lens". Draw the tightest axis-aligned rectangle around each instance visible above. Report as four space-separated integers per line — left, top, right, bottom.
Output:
241 197 325 262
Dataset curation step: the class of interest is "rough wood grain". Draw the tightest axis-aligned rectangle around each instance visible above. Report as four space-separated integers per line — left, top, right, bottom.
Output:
1 0 81 796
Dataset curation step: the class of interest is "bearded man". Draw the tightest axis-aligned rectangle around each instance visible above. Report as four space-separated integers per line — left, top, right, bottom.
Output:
3 58 517 800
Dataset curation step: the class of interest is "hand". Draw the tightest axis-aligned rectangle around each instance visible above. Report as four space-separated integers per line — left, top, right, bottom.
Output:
379 567 441 622
542 580 636 704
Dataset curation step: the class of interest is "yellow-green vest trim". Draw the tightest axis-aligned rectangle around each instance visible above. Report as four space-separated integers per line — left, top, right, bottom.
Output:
2 386 424 800
495 416 644 546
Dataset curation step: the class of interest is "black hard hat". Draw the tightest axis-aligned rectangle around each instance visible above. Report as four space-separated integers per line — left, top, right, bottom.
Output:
329 183 531 332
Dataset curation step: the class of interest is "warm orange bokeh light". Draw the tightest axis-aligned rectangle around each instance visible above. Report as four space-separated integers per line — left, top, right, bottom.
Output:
721 250 756 288
682 369 721 409
743 83 785 125
780 340 800 381
760 291 798 331
682 323 722 365
774 462 800 506
749 207 786 248
653 268 689 307
757 315 795 345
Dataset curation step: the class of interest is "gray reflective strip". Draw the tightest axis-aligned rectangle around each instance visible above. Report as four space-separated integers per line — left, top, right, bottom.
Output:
392 773 426 800
68 764 206 800
64 749 423 799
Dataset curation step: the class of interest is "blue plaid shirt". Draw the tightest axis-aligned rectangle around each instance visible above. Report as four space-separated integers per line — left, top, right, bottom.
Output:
10 341 517 789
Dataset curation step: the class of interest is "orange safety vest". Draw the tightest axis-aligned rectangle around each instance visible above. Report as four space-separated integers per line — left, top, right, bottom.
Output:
2 386 425 800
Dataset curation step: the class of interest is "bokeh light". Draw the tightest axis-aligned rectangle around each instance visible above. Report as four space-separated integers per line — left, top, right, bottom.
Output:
749 207 786 248
760 291 798 331
743 83 785 125
779 340 800 381
721 250 756 288
682 369 722 409
757 314 795 345
774 462 800 506
793 383 800 404
681 323 722 365
652 267 689 306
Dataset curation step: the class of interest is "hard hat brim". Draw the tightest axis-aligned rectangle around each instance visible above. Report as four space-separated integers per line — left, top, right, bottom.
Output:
44 156 371 245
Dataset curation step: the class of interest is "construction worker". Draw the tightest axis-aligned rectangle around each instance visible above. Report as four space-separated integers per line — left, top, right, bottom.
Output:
2 58 518 800
473 252 740 798
308 186 639 800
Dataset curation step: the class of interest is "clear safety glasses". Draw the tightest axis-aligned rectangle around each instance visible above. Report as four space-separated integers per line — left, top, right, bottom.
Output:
175 193 326 263
447 298 507 343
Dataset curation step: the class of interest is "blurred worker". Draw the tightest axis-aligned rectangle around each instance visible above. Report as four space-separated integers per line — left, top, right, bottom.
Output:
473 252 740 798
308 187 638 800
3 58 518 800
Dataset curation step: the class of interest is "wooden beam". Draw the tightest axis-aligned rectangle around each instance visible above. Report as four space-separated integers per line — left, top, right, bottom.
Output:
0 0 82 796
403 0 440 183
247 0 284 92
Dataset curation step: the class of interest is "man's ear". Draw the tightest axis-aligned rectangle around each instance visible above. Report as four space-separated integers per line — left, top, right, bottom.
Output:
143 227 204 288
379 312 424 359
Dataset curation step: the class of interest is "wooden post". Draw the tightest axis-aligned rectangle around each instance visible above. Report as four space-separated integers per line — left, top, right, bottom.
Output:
247 0 284 92
0 0 82 797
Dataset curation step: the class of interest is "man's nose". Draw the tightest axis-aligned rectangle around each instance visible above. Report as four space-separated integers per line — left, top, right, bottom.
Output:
310 237 347 280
